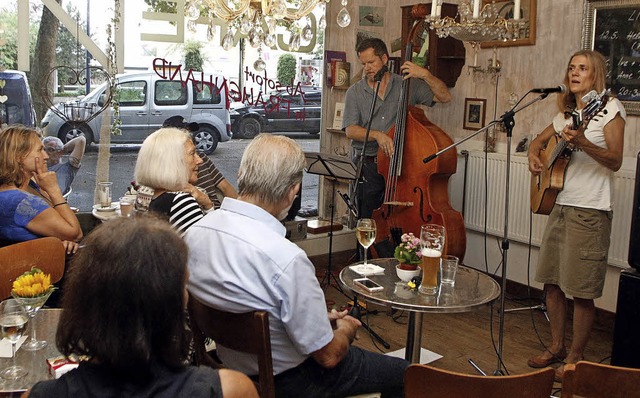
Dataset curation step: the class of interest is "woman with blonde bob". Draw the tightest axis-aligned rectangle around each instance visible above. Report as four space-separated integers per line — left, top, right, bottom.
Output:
134 127 214 235
0 125 82 250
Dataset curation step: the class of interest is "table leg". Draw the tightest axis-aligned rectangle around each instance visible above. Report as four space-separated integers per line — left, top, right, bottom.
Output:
405 312 424 363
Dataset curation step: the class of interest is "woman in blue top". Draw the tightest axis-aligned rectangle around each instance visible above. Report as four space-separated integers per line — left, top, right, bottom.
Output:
0 125 82 250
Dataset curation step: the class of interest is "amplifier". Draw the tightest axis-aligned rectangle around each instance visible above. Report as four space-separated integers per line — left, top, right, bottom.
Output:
611 268 640 368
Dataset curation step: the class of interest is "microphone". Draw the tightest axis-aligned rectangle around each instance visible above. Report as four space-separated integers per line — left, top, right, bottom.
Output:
337 190 357 217
531 84 566 94
374 65 388 82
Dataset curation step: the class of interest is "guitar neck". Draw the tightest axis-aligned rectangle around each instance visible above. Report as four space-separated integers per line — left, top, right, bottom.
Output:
548 138 570 167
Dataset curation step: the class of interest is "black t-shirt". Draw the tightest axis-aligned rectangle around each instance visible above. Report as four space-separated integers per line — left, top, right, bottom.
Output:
28 362 223 398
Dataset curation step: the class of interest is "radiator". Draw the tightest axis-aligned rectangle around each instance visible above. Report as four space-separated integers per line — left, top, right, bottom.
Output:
463 151 634 268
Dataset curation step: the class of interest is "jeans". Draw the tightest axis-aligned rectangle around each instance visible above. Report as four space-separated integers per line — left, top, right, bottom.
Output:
274 346 409 398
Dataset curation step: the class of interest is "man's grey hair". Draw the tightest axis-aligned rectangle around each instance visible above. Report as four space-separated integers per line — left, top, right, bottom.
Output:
42 136 64 151
134 127 191 191
238 134 305 205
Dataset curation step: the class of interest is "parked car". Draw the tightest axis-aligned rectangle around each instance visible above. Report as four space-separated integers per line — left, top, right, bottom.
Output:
230 87 322 138
41 71 232 154
0 70 36 127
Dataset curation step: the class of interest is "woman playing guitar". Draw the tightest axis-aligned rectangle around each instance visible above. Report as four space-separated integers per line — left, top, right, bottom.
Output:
526 50 625 382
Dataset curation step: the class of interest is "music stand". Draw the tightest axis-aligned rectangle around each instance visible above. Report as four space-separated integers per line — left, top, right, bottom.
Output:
305 152 357 291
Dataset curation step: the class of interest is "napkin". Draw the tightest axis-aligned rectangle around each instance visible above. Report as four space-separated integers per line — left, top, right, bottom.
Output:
349 264 385 276
0 336 28 358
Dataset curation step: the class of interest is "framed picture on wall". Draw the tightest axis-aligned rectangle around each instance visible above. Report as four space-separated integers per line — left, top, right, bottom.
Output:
480 0 537 48
582 0 640 116
359 6 384 27
463 98 487 130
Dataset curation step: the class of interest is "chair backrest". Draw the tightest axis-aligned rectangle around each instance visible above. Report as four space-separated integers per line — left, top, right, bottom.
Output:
0 237 66 299
188 295 275 398
404 364 555 398
561 360 640 398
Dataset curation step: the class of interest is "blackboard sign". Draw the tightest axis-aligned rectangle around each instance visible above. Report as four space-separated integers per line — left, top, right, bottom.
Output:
584 0 640 115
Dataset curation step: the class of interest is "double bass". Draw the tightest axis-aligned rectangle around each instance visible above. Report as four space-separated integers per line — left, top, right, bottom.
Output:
372 5 466 261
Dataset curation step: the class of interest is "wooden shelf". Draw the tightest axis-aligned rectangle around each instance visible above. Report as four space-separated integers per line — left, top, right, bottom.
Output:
401 3 466 88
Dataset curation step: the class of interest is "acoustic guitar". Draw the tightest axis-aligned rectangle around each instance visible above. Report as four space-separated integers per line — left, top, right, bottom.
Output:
530 90 610 215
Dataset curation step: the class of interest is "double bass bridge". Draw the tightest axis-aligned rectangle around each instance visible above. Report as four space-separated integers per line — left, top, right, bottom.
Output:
382 201 414 207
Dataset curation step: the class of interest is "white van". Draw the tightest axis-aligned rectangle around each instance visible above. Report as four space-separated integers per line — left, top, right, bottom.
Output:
41 71 232 154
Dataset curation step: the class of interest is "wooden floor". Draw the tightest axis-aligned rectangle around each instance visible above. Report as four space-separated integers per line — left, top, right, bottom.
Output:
312 250 615 397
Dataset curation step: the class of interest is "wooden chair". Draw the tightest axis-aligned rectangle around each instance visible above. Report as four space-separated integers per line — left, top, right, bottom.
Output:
404 364 555 398
561 360 640 397
0 237 65 300
188 294 275 398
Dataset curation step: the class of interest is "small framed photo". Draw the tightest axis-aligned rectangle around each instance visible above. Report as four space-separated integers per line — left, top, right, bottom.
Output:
332 102 345 130
463 98 487 130
359 6 384 27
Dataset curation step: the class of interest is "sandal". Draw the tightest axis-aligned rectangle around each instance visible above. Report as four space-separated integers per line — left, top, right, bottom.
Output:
527 347 567 368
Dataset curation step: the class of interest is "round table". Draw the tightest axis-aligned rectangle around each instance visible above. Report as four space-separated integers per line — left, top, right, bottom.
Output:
339 258 500 363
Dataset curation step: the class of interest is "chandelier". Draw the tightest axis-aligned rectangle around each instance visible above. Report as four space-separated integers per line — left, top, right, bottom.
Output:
425 0 526 72
186 1 332 63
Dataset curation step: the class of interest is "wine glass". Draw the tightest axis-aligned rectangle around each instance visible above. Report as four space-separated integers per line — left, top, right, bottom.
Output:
13 290 52 351
356 218 376 271
0 299 29 379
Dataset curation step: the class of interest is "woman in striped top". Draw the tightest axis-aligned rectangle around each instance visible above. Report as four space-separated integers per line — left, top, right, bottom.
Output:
134 128 213 236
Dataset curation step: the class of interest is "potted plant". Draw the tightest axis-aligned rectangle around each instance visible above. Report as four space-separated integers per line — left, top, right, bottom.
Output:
394 233 422 282
394 233 422 270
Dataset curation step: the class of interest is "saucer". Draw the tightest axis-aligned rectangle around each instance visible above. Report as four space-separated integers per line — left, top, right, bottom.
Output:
93 204 117 212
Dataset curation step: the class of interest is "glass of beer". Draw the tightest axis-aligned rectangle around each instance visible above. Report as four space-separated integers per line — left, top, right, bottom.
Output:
419 224 445 295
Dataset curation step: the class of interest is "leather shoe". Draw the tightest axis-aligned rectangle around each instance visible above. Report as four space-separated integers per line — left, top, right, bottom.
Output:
527 347 567 368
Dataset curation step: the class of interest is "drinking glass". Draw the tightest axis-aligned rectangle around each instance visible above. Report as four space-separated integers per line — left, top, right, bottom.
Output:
419 224 445 295
13 290 52 351
440 255 459 287
356 218 376 271
97 182 113 208
0 299 29 379
119 196 135 217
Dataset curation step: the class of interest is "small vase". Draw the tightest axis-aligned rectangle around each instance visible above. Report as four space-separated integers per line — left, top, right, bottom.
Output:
396 265 421 282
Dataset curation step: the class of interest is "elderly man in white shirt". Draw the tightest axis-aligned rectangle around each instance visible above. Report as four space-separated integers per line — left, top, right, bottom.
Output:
185 134 408 398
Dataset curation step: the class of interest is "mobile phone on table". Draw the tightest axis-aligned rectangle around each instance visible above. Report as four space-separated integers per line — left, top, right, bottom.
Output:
353 277 384 292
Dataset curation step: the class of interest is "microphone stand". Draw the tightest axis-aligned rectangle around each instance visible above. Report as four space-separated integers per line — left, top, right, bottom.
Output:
345 69 391 349
424 91 551 375
351 67 387 224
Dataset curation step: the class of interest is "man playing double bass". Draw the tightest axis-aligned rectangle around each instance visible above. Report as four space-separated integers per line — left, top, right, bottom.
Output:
342 38 451 227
